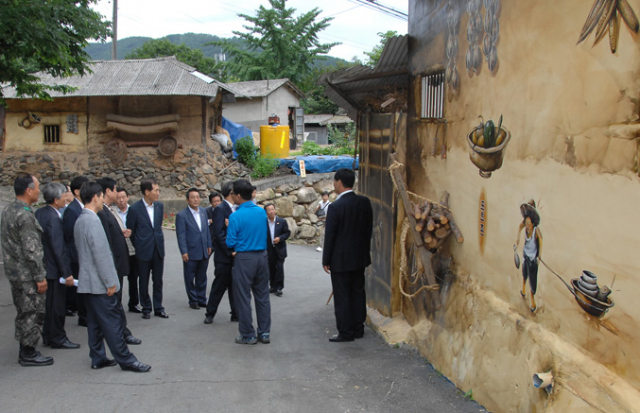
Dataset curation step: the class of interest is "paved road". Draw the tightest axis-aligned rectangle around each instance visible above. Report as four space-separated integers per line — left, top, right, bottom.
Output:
0 229 486 413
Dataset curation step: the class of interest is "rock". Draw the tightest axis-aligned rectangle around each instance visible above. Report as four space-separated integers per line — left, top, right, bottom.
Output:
308 213 319 224
295 187 318 203
277 184 296 193
299 218 311 225
202 165 214 175
275 197 294 217
298 224 316 239
284 217 298 238
255 188 276 203
292 204 306 219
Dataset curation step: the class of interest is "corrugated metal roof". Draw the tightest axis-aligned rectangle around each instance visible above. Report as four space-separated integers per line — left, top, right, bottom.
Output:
318 35 409 120
2 56 236 99
304 114 354 125
223 78 304 98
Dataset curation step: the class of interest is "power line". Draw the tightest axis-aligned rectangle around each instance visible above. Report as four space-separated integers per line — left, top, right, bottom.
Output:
348 0 408 21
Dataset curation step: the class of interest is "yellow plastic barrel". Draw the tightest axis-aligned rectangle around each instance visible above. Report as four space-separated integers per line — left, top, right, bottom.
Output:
260 125 289 158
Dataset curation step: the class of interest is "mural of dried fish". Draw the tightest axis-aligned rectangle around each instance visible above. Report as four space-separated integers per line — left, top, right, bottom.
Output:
578 0 640 53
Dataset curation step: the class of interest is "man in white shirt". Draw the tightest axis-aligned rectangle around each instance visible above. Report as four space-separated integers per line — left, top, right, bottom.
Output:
114 188 141 313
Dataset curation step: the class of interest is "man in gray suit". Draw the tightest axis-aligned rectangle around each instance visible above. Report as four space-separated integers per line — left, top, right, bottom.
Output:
75 182 151 373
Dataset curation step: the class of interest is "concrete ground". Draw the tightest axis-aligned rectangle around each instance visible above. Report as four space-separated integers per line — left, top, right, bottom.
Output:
0 229 486 413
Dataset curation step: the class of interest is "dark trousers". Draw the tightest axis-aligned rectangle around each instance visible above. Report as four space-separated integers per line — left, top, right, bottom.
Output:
127 254 140 310
205 261 236 318
137 249 164 314
232 251 271 338
267 249 285 291
43 279 68 346
183 258 209 306
330 269 367 340
116 275 132 338
84 293 137 367
67 262 87 323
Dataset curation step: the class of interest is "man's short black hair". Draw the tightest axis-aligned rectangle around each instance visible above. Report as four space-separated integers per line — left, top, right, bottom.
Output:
233 179 254 201
80 182 103 205
97 177 117 193
209 191 221 203
334 168 355 189
221 181 234 198
70 176 89 193
186 188 200 199
116 187 127 195
14 173 35 196
140 177 158 196
264 203 275 211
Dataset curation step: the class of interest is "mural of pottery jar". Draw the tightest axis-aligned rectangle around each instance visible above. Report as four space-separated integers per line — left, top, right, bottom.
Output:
466 125 511 178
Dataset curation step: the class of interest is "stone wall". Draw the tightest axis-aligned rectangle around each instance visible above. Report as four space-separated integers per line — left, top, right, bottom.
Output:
253 174 334 245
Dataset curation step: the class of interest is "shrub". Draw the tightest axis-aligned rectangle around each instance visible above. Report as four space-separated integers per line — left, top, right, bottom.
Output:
251 157 280 179
301 141 324 155
235 135 259 167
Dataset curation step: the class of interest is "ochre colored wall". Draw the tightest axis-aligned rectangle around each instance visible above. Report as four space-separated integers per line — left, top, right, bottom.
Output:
398 0 640 411
4 97 88 152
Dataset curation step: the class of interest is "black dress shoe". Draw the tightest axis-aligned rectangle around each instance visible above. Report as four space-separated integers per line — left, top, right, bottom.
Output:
204 315 213 324
189 304 200 310
154 311 169 319
51 339 81 349
355 332 364 339
121 361 151 373
199 302 207 308
129 306 142 314
275 289 283 297
125 335 142 345
230 314 238 322
65 310 76 317
269 288 276 294
329 334 354 342
91 359 117 369
141 313 150 319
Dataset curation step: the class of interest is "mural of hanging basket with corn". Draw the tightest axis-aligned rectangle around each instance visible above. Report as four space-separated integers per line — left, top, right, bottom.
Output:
467 115 511 178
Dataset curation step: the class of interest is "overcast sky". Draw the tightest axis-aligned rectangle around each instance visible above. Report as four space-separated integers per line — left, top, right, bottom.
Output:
91 0 408 61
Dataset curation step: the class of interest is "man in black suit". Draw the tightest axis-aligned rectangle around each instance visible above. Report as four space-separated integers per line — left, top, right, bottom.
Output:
35 182 80 350
205 191 222 254
114 187 141 313
204 182 237 324
96 178 142 345
62 175 89 326
127 177 167 319
322 169 373 342
176 188 212 309
265 203 290 297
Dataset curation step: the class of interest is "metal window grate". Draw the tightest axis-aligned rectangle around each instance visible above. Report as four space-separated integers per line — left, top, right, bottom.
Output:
44 125 60 143
421 72 445 119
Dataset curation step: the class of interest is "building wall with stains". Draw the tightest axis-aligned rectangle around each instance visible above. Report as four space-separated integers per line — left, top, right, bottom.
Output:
398 0 640 411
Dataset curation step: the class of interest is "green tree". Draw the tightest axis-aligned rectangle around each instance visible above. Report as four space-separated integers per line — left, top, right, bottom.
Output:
0 0 111 105
363 31 398 67
299 60 357 114
125 39 227 81
213 0 338 85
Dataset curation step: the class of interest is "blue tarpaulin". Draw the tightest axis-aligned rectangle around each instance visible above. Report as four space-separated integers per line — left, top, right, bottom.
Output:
285 155 359 175
222 116 253 158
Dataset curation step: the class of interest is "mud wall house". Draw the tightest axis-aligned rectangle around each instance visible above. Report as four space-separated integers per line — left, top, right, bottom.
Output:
222 78 305 142
1 57 238 195
322 1 640 411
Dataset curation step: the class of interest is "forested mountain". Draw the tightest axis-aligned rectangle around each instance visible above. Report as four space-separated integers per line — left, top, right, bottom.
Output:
85 33 347 69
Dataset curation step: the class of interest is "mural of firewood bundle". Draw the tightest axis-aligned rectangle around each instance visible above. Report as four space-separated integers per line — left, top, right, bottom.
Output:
413 197 464 250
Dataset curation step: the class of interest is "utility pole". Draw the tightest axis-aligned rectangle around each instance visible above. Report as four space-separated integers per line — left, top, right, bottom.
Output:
111 0 118 60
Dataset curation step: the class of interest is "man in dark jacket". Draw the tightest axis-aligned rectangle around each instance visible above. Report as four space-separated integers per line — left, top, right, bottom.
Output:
204 182 237 324
265 203 290 297
126 177 167 319
35 182 80 350
96 177 142 345
322 169 373 342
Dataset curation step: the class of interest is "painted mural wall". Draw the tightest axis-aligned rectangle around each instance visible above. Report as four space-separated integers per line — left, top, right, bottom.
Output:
400 0 640 411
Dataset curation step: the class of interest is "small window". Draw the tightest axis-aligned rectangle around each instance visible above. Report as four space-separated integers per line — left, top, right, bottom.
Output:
44 125 60 144
421 71 445 119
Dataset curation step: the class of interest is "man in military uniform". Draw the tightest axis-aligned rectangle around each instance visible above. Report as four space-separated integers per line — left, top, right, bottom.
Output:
1 173 54 366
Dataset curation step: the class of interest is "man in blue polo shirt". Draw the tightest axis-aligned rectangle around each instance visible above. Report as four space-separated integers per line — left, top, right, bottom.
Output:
226 179 271 345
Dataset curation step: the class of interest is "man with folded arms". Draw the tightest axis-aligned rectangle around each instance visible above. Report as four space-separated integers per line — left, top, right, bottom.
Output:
75 181 150 372
35 182 80 350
